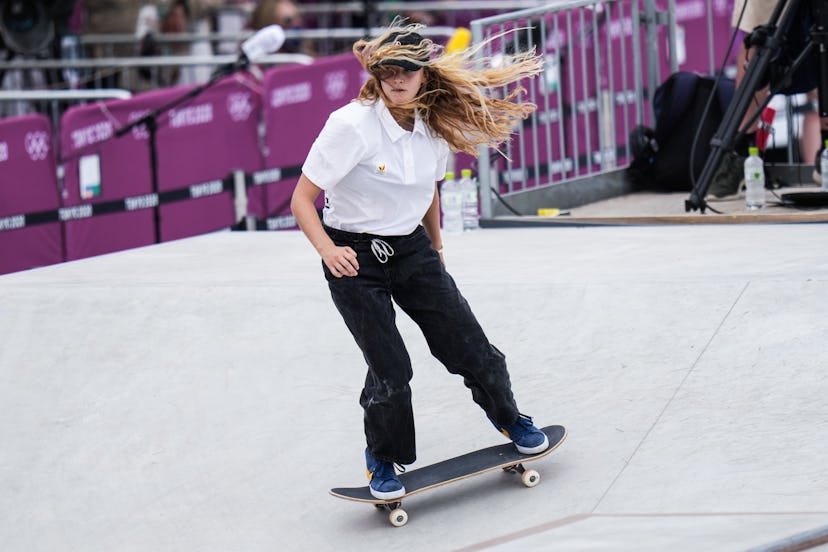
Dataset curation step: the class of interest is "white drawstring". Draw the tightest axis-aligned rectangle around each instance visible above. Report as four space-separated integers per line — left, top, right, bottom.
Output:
370 238 394 263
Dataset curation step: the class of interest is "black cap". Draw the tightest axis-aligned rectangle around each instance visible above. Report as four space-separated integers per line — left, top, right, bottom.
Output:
372 31 429 71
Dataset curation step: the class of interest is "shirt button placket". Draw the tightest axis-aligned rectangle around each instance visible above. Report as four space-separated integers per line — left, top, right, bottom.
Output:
403 135 415 184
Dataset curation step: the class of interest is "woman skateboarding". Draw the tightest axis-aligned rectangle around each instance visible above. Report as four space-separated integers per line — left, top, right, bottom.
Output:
290 20 549 500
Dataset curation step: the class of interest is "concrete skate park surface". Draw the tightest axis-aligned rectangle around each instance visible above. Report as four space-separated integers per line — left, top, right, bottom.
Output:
1 224 827 551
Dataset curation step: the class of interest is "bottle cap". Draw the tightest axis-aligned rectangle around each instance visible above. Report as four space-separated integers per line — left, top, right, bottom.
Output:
748 146 759 156
461 169 472 177
444 171 455 180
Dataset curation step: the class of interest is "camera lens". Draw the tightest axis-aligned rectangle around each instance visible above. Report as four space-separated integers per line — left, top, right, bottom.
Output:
2 1 38 33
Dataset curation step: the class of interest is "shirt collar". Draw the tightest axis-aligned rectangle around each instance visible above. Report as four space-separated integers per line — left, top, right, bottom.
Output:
377 98 427 142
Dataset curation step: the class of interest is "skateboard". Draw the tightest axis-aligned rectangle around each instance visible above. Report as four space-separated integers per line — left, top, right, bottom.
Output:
330 424 566 527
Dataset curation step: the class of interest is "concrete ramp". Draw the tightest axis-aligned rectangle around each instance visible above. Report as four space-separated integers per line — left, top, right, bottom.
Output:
1 225 827 551
459 513 828 551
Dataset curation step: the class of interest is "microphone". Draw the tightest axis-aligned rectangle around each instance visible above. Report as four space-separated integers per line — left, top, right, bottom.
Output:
213 24 286 77
241 24 286 62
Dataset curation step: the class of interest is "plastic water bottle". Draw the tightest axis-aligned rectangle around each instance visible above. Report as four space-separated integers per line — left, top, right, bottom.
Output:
458 168 479 231
744 146 765 210
440 171 463 234
820 140 828 191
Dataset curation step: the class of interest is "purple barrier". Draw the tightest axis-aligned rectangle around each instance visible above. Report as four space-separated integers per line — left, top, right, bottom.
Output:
256 53 366 229
453 152 478 176
60 73 263 259
672 0 738 73
0 113 62 274
60 97 156 261
155 74 262 240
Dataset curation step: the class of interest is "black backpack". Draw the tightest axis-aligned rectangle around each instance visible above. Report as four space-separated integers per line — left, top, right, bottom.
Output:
628 72 735 192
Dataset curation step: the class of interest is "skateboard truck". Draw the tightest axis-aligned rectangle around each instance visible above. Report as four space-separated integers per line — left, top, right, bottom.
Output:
502 462 541 487
373 502 408 527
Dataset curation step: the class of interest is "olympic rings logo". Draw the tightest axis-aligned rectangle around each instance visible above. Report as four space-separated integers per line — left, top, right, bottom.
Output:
24 131 50 161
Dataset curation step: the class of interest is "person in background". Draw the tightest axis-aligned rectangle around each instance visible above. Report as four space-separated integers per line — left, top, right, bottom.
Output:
81 0 223 89
138 0 189 87
707 0 828 198
800 90 825 184
290 21 550 500
249 0 312 55
81 0 145 88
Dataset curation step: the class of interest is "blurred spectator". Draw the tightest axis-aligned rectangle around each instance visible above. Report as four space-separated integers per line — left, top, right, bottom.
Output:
249 0 313 55
146 0 228 86
82 0 143 41
708 0 827 199
178 0 227 84
397 4 437 27
138 0 189 87
81 0 224 89
163 0 190 33
799 90 824 182
81 0 158 88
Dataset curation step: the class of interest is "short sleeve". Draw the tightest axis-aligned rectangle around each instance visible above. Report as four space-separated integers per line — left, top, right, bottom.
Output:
302 114 367 190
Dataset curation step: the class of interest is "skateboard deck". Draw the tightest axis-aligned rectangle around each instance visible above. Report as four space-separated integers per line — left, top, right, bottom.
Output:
330 424 566 526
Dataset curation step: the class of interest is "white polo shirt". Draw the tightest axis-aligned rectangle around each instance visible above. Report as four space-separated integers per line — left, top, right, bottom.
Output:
302 98 449 235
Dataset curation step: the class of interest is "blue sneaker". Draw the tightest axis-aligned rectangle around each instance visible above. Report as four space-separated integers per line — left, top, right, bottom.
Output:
365 449 405 500
494 414 549 454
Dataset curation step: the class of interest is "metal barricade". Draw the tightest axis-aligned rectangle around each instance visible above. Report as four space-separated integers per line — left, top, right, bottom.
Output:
470 0 734 217
78 27 458 60
0 89 133 162
0 53 313 96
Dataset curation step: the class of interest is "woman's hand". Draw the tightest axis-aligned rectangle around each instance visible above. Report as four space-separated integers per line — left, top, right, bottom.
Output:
321 243 359 278
292 174 359 278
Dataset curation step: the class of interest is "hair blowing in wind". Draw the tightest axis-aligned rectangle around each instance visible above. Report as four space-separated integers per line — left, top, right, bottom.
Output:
353 22 544 157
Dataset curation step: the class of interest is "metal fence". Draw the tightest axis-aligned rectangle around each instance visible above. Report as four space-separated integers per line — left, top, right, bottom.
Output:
0 51 312 148
0 88 132 159
470 0 735 217
0 52 312 101
73 26 458 68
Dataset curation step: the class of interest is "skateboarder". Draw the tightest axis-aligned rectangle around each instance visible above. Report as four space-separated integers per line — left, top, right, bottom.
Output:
290 21 549 500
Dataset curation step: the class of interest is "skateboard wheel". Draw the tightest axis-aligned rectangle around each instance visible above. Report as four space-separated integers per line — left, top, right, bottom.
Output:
389 508 408 527
521 469 540 487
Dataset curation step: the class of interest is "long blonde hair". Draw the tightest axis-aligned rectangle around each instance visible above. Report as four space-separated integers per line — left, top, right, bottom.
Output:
353 22 543 156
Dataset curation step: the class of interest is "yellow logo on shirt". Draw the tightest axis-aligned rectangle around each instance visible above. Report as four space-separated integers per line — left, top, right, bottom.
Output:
375 164 386 175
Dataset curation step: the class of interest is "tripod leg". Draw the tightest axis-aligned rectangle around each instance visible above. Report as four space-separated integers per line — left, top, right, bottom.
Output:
814 0 828 117
686 0 803 212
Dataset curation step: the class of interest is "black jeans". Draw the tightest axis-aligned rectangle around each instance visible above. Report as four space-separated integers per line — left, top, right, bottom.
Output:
323 224 519 464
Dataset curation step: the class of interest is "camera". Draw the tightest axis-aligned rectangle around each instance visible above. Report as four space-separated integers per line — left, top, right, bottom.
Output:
0 0 76 56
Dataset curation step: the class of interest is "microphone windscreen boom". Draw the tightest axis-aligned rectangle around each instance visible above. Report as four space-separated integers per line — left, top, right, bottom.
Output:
241 25 286 62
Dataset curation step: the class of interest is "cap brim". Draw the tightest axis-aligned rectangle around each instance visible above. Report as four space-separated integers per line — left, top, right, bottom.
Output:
374 59 423 72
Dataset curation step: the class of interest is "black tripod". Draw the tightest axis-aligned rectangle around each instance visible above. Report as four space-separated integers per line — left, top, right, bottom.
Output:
685 0 828 213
